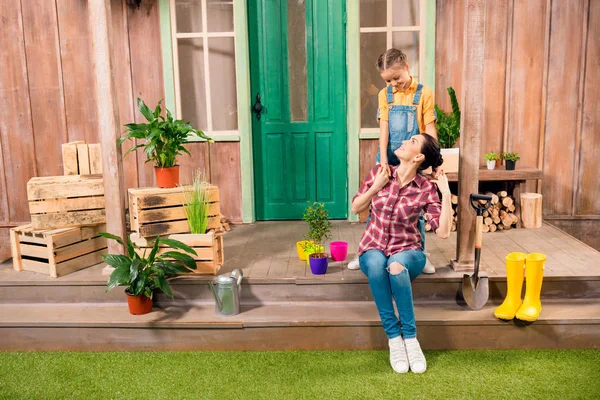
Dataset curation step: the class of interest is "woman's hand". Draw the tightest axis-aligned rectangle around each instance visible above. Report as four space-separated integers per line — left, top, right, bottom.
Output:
372 164 390 191
432 170 451 196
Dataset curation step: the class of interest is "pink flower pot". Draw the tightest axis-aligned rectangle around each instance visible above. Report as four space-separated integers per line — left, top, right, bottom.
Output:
329 241 349 262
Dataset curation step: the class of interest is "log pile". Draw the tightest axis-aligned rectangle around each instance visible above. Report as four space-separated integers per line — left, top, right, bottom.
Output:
424 191 519 233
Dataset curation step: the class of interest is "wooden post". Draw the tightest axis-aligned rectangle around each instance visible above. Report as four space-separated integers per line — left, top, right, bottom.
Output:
88 0 126 256
452 0 485 272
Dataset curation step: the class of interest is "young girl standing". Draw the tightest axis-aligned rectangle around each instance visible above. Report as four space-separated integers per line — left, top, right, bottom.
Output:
348 48 438 274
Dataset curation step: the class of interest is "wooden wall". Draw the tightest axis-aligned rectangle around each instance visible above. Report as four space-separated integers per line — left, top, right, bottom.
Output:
358 0 598 248
0 0 242 244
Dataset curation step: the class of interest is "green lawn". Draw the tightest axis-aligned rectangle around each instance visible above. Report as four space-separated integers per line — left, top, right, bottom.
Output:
0 350 598 399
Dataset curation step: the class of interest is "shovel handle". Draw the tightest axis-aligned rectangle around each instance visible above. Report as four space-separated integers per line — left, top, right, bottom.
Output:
474 215 483 277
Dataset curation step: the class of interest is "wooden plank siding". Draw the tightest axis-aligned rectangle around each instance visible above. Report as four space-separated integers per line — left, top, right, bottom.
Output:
0 0 596 240
0 0 243 241
428 0 598 222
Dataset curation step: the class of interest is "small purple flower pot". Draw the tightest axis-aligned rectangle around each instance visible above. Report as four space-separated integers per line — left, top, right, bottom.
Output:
329 241 349 262
309 255 328 275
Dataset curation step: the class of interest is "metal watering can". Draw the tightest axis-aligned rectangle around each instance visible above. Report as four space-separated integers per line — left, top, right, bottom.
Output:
208 269 243 316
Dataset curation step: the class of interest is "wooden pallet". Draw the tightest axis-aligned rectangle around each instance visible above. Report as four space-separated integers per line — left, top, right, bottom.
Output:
130 231 224 275
9 224 107 278
62 141 103 175
128 185 221 238
27 175 105 229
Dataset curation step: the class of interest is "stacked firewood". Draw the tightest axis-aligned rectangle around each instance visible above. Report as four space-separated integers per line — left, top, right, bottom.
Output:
424 191 519 233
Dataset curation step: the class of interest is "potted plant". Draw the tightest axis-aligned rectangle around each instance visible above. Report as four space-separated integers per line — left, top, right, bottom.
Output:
118 98 213 188
183 170 210 235
302 202 331 275
100 232 197 315
484 152 501 170
434 87 460 173
501 152 520 170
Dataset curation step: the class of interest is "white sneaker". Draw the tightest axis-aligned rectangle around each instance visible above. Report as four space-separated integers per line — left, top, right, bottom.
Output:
404 338 427 373
347 256 360 270
388 336 409 373
422 258 436 274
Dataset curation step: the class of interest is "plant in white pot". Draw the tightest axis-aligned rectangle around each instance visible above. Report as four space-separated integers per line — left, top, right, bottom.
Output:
302 202 331 275
484 152 501 170
434 87 461 173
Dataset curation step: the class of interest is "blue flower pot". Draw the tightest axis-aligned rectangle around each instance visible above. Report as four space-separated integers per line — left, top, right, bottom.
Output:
309 254 328 275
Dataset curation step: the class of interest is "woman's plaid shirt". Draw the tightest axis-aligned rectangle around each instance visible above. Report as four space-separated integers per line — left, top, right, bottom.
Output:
354 165 442 256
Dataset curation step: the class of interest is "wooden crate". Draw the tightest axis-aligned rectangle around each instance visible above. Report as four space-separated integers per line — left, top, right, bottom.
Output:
128 185 221 238
27 175 106 229
62 141 103 175
130 231 224 275
10 224 108 278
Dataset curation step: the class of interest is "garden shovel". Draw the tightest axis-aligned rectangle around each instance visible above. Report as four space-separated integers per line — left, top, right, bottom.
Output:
462 194 493 310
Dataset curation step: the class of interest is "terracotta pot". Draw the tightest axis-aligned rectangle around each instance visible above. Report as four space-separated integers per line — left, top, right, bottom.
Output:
495 159 502 168
126 292 153 315
154 165 180 188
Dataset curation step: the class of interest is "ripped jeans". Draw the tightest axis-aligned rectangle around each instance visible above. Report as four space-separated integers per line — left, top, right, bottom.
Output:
359 249 426 339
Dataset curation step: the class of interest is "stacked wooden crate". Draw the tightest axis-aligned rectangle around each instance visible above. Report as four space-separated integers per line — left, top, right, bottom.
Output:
10 142 107 277
128 185 224 275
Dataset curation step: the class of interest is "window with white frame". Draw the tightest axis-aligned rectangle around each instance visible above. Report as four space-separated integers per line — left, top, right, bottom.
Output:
359 0 425 131
171 0 238 137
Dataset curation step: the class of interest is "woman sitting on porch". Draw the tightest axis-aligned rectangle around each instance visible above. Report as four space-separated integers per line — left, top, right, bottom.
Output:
351 133 452 374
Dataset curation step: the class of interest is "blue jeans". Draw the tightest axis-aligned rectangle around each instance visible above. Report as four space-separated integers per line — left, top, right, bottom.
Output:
359 249 426 339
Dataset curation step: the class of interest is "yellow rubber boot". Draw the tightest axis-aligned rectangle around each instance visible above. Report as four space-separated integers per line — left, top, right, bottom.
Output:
494 252 526 320
516 253 546 322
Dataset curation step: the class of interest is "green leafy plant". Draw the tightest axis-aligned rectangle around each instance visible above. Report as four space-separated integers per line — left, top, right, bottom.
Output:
302 202 331 257
484 152 501 162
434 87 461 149
183 170 210 234
100 232 198 298
118 98 213 168
501 152 521 162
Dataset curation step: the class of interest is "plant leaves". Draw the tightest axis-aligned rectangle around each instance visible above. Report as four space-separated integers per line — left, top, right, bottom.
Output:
102 254 130 269
148 236 161 265
155 274 173 298
106 264 130 292
158 238 197 256
98 232 124 245
159 251 197 271
138 98 154 121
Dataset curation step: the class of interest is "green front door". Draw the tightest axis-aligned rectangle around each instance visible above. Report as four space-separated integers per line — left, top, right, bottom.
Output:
249 0 347 220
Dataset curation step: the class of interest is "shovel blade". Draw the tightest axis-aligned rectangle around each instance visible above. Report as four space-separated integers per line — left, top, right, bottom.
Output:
461 275 489 310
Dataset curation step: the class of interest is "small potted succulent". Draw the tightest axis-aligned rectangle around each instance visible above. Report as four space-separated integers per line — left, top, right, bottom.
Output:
484 152 501 170
501 152 520 170
100 232 197 315
302 202 331 275
119 98 213 188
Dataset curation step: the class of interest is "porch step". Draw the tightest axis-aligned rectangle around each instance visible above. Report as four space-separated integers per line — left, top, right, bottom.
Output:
2 274 599 304
1 299 598 351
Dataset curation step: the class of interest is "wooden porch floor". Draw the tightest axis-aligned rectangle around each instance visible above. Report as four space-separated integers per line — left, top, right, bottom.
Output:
218 221 600 280
1 221 599 284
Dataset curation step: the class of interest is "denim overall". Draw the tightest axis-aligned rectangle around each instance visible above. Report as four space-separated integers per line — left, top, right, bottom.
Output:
374 83 427 251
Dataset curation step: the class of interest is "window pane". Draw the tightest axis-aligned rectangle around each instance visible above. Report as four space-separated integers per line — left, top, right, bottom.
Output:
176 0 203 33
288 0 307 122
207 0 234 32
178 38 208 131
392 0 420 27
209 37 238 130
360 0 387 27
392 32 420 81
360 33 386 128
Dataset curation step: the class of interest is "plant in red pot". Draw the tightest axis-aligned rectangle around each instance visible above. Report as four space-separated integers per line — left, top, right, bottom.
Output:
99 232 198 315
302 202 332 275
118 98 213 188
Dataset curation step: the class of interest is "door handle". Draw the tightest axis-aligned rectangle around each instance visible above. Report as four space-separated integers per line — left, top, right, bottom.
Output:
252 93 263 120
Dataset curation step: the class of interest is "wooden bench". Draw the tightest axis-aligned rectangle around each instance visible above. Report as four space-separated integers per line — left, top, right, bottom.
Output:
447 166 543 227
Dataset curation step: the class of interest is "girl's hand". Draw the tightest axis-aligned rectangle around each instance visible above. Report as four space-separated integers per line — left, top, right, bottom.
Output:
372 164 390 191
432 170 451 196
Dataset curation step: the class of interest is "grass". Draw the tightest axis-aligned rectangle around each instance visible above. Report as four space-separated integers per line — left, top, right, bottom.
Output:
183 170 209 234
0 350 598 399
